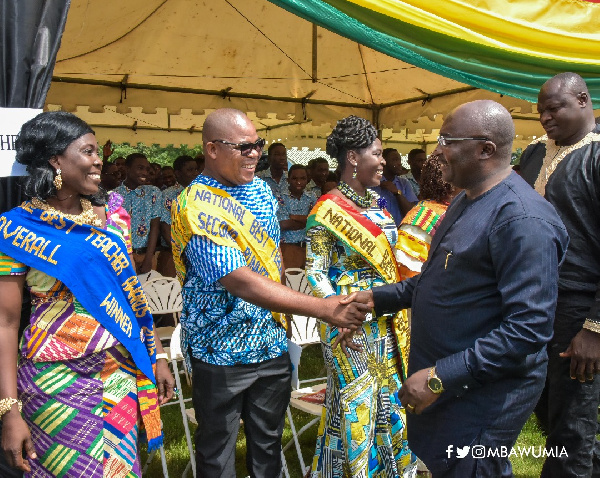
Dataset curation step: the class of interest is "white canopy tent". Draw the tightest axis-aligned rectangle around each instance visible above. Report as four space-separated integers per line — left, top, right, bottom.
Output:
46 0 544 152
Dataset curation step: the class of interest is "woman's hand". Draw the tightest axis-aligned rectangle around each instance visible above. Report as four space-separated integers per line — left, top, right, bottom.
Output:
155 359 176 405
332 328 363 357
1 411 36 472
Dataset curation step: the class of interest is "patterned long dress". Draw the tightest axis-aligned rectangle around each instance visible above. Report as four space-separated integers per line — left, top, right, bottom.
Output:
306 203 416 478
0 193 149 478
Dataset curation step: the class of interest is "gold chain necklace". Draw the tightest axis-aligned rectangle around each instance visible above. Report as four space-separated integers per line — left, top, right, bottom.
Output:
32 197 102 227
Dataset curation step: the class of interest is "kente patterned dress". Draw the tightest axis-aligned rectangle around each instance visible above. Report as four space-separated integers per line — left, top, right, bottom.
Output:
0 193 152 478
394 200 449 280
305 199 416 478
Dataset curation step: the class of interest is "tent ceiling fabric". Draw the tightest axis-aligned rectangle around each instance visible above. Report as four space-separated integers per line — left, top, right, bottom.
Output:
45 0 564 147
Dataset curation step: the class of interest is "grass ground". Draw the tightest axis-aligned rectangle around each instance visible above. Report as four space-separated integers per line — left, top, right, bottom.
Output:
142 344 552 477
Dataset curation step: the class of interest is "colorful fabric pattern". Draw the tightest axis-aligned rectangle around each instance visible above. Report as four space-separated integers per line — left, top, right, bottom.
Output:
305 200 416 477
276 189 316 243
0 194 157 478
395 200 449 280
113 184 163 249
268 0 600 103
173 175 287 367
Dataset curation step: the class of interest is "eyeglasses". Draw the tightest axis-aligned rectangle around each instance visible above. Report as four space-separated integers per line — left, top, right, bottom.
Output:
437 136 489 146
211 138 266 156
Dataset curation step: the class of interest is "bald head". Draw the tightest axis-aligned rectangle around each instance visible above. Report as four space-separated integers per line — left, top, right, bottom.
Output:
447 100 515 161
542 72 590 99
203 108 253 145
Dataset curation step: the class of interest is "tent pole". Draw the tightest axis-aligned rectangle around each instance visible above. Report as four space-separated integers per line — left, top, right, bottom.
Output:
312 24 318 83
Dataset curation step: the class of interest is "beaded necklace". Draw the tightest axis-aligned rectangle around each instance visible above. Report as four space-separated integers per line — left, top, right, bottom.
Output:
32 197 102 227
337 181 373 209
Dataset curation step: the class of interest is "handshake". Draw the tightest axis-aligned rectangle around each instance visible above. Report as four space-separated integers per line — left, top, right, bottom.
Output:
315 290 375 356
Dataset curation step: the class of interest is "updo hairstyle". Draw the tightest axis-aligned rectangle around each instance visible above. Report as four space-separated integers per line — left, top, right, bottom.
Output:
15 111 95 200
418 154 454 203
326 116 377 174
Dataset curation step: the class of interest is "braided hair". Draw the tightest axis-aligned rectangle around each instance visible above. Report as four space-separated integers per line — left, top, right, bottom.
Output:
418 154 454 202
15 111 101 202
326 116 377 174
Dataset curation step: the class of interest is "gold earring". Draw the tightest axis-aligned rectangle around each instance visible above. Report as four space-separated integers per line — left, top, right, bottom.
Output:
53 168 62 190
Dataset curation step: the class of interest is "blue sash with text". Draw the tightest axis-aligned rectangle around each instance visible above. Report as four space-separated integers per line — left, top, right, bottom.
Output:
0 202 155 382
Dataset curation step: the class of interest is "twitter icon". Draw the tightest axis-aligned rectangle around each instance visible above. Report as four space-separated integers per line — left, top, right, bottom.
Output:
456 446 470 458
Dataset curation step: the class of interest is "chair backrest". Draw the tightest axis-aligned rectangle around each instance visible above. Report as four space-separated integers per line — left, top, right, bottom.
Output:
142 277 183 315
170 323 184 361
137 270 163 284
284 268 320 346
284 268 311 294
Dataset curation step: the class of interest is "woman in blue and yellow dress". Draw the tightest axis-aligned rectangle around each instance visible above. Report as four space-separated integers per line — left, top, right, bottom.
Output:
305 116 416 478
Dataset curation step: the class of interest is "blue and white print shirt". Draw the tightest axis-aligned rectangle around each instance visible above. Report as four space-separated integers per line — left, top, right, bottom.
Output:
113 183 163 249
179 175 287 366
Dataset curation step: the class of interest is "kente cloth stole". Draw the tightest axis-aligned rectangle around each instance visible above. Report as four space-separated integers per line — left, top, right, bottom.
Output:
396 202 447 263
0 202 162 450
171 183 287 329
307 194 410 379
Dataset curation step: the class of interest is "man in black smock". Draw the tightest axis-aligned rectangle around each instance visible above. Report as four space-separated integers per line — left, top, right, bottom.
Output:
520 72 600 478
347 100 569 477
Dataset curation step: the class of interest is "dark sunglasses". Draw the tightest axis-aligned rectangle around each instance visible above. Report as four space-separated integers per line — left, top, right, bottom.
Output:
211 138 266 156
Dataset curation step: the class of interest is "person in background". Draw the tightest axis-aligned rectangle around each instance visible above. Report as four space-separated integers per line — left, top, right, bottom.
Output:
519 72 600 478
161 165 177 189
114 153 163 273
347 100 568 477
395 147 459 279
372 148 418 226
149 162 162 189
402 148 427 196
305 115 416 477
99 161 120 191
0 111 174 477
171 108 370 477
257 142 288 196
321 171 339 195
195 153 205 174
158 155 199 277
114 156 126 182
306 157 330 197
277 164 316 269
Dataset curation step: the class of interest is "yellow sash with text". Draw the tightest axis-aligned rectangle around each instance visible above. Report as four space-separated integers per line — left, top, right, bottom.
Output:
171 183 286 329
308 195 410 378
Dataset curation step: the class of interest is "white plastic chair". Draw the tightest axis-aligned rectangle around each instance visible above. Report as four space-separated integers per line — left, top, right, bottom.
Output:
142 277 183 363
170 324 197 478
282 268 326 475
137 269 163 285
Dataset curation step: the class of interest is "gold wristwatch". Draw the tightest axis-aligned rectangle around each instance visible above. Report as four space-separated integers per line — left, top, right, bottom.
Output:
427 367 445 394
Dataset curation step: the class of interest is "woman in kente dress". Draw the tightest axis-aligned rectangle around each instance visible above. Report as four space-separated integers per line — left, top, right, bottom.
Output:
395 148 460 280
0 112 174 477
305 115 416 477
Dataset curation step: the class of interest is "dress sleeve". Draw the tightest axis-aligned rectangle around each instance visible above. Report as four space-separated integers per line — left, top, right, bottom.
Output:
0 251 27 276
305 225 337 298
106 192 133 255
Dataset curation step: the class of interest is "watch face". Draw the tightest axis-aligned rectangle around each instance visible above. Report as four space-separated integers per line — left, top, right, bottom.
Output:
428 377 443 393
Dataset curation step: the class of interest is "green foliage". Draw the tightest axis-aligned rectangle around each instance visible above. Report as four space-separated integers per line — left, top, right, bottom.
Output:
511 147 523 165
105 142 203 166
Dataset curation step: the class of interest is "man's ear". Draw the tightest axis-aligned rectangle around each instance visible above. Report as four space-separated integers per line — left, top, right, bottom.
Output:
204 142 218 160
577 92 589 108
481 141 496 159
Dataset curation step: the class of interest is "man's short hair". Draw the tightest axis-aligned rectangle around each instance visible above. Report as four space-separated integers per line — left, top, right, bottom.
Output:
173 155 195 171
310 157 329 169
382 148 399 160
268 142 286 156
288 164 307 176
125 152 147 167
408 149 426 161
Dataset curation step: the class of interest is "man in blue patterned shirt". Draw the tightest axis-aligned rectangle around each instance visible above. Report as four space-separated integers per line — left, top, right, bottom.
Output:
173 108 370 477
114 153 162 273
